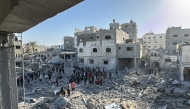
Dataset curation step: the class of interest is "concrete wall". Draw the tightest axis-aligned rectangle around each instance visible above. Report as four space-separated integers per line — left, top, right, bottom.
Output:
78 56 117 70
117 42 142 58
166 27 190 53
177 45 190 81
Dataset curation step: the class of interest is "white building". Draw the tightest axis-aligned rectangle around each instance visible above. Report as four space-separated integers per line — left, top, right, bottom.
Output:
150 48 177 68
143 32 166 50
74 21 142 70
177 43 190 81
166 27 190 54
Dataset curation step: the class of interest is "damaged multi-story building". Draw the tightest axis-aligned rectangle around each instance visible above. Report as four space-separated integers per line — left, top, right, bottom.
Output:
74 20 142 70
177 43 190 81
63 36 74 51
166 27 190 54
150 48 177 68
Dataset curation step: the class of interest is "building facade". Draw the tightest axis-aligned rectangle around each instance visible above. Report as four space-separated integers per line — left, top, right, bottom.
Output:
64 36 74 51
75 22 141 70
150 48 177 68
143 32 166 50
166 27 190 54
177 44 190 81
15 40 22 63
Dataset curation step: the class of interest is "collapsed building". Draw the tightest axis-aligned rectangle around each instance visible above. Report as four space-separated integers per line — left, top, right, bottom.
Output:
74 20 142 70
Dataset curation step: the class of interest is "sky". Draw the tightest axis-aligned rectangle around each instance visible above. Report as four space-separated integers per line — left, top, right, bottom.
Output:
18 0 190 46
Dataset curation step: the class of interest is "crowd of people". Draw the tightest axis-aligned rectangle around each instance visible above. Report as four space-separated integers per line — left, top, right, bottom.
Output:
148 67 161 75
17 63 116 98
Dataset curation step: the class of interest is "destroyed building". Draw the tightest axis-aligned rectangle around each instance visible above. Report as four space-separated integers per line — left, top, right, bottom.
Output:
74 20 142 70
177 43 190 81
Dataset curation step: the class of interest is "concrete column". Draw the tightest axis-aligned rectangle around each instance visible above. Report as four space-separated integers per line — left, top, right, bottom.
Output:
134 43 136 69
0 34 18 109
70 54 73 68
64 54 65 72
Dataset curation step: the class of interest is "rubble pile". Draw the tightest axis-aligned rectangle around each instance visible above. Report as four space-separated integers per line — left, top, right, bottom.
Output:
18 62 190 109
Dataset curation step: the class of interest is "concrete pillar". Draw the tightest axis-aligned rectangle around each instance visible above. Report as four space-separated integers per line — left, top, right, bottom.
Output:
0 33 18 109
134 43 136 69
70 54 73 68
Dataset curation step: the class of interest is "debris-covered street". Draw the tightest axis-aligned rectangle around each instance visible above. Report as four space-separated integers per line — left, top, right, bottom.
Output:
17 60 190 109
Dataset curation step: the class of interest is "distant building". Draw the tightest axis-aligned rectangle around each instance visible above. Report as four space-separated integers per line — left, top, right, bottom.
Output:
15 40 22 65
64 36 74 51
23 44 47 54
166 27 190 54
177 43 190 81
143 32 166 50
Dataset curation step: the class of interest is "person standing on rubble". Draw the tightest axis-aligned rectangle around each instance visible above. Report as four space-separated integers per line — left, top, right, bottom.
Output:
71 81 76 93
109 71 112 80
31 72 34 80
39 73 43 82
116 68 118 75
56 77 59 86
67 83 71 97
48 71 52 81
84 75 87 85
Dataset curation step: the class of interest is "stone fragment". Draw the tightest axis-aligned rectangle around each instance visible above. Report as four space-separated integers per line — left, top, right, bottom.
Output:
174 88 185 97
187 100 190 105
165 88 173 94
176 102 184 108
158 105 167 109
172 80 179 85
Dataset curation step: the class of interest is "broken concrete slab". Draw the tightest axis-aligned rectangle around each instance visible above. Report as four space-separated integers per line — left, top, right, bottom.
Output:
158 105 167 109
174 88 185 97
187 100 190 105
105 102 122 109
172 80 179 85
176 102 184 108
165 88 174 95
54 95 70 108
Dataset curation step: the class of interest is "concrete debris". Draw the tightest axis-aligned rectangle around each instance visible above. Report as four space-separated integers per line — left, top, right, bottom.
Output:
174 88 185 97
160 80 165 84
17 55 190 109
176 102 184 108
165 88 174 95
187 100 190 105
105 102 122 109
158 105 167 109
172 80 179 85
